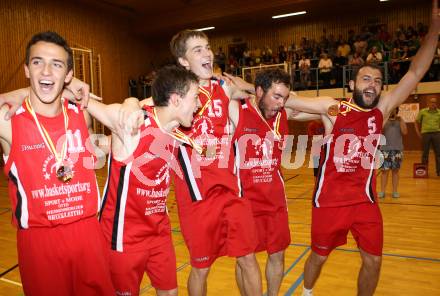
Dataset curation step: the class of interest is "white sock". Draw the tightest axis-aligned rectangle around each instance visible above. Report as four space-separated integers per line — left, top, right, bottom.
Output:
302 286 313 296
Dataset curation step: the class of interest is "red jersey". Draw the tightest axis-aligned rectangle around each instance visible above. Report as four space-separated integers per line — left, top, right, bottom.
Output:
174 79 240 207
100 106 178 252
4 100 99 228
313 103 383 207
233 99 288 213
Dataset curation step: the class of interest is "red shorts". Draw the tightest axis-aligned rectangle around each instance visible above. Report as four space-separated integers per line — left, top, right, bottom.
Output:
254 208 291 254
178 192 258 268
311 202 383 256
109 237 177 294
17 217 114 296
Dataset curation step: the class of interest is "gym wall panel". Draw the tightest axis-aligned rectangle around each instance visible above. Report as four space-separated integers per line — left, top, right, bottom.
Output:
0 0 152 103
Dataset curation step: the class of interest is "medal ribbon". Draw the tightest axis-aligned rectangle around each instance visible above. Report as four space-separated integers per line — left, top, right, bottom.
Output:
197 85 213 116
339 100 371 115
252 100 282 140
152 108 204 155
25 97 69 168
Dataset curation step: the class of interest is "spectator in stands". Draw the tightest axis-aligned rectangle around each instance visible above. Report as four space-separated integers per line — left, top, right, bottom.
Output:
406 26 417 39
253 47 262 64
408 35 421 56
228 54 239 74
215 46 226 73
337 40 351 64
390 47 403 83
347 29 356 49
378 25 391 43
262 48 273 64
318 51 333 88
299 54 311 89
354 36 368 58
327 34 337 57
417 22 428 38
366 46 383 64
378 107 408 198
243 47 251 66
349 51 364 68
279 45 288 63
415 97 440 177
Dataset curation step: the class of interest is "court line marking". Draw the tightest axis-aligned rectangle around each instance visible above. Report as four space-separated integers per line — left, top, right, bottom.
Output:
289 243 440 262
0 264 18 278
0 208 11 215
0 277 22 287
284 174 299 183
284 241 440 295
283 246 310 277
284 273 304 296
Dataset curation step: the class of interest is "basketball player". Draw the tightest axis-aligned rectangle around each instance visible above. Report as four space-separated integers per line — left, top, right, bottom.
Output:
167 30 262 295
1 64 200 295
284 2 440 295
0 31 115 295
228 68 320 296
91 65 199 296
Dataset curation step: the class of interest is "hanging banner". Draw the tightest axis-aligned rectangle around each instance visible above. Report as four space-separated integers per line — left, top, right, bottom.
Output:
398 103 419 123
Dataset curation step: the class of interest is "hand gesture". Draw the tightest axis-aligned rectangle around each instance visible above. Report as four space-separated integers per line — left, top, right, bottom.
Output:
64 77 91 109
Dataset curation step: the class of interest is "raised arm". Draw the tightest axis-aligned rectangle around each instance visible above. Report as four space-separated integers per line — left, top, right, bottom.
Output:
378 0 440 116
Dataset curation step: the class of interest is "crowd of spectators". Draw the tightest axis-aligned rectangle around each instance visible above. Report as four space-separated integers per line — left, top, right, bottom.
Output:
215 22 440 90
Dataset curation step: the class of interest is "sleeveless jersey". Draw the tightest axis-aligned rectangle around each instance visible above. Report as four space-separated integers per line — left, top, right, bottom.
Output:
313 103 383 207
174 79 240 207
100 106 178 252
233 99 288 213
4 100 100 229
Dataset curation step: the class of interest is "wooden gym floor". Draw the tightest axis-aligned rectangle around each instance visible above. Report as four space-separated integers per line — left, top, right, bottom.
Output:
0 151 439 295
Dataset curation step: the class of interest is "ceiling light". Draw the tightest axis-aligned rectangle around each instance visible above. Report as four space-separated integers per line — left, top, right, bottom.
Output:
379 0 389 2
195 26 215 31
272 11 307 19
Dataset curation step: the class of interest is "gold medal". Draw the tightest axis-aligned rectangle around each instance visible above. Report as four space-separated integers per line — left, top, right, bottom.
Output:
56 165 74 183
25 97 71 182
327 104 339 116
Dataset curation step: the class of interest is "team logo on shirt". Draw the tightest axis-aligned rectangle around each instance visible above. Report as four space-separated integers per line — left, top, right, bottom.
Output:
254 138 273 160
191 116 214 137
41 154 75 181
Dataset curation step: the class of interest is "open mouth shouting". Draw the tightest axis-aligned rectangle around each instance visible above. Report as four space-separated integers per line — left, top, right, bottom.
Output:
39 79 55 93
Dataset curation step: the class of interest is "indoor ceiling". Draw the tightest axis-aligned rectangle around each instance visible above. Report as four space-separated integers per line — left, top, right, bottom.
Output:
87 0 426 38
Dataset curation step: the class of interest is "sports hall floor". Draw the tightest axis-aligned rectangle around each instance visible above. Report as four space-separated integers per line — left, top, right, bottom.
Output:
0 151 439 295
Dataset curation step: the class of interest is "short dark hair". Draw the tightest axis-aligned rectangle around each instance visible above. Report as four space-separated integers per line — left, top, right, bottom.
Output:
25 31 73 71
151 65 199 107
170 30 208 60
254 68 291 94
352 64 384 81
